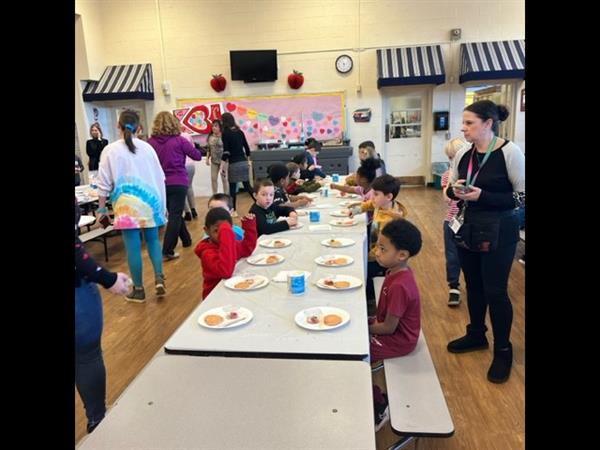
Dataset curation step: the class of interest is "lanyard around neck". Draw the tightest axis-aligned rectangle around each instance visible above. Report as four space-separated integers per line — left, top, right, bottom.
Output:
466 135 497 187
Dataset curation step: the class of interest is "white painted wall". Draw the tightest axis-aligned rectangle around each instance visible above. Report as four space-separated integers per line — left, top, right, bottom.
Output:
75 0 525 189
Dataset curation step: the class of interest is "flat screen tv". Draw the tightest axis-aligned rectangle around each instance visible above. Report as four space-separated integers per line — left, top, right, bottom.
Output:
230 50 277 82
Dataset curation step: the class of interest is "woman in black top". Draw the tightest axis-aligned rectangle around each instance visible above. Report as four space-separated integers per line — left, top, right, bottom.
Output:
445 100 525 384
220 112 255 212
86 123 109 174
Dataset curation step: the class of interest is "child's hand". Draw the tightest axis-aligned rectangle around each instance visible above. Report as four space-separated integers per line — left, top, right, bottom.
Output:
108 272 132 295
296 179 305 186
286 215 298 227
241 213 255 221
308 164 316 171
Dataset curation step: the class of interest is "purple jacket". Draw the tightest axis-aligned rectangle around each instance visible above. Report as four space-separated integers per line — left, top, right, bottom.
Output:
148 135 202 186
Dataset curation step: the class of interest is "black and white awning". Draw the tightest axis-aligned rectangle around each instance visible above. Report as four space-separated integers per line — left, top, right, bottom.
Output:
459 40 525 84
377 45 445 88
83 64 154 102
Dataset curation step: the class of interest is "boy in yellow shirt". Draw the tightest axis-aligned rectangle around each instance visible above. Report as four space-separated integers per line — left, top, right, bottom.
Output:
348 175 407 312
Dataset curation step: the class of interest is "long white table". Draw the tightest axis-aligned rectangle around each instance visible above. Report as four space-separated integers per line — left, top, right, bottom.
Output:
165 232 370 360
77 355 376 450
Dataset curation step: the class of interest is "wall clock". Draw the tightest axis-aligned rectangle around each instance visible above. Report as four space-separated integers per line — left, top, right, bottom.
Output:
336 54 353 74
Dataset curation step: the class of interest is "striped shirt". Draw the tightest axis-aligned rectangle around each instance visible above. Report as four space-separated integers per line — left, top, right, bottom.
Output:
441 170 459 222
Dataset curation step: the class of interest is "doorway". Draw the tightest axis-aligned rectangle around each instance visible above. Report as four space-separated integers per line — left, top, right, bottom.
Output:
383 86 431 185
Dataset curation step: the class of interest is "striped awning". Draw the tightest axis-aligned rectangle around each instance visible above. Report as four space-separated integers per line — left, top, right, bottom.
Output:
377 45 445 88
459 40 525 84
83 64 154 102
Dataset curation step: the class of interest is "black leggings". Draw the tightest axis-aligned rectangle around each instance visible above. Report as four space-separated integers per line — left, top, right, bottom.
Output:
229 181 255 210
458 241 517 349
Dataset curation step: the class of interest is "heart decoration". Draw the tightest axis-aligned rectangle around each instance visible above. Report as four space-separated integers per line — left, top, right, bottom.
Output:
327 115 333 121
319 128 325 134
247 109 257 119
253 123 258 129
333 120 339 125
258 113 268 121
333 127 340 133
327 129 332 134
237 106 247 115
268 115 280 126
181 105 211 134
226 103 236 112
312 112 324 122
282 121 288 127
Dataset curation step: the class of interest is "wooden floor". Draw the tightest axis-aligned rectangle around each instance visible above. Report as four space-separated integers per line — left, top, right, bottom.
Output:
75 187 525 449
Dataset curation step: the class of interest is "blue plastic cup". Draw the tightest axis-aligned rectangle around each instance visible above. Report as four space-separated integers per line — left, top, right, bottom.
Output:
332 173 340 182
309 210 320 222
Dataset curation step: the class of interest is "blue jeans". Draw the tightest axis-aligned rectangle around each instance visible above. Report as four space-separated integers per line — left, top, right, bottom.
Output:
75 281 106 427
443 221 461 289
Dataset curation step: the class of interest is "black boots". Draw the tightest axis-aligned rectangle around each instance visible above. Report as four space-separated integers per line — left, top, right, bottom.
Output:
191 208 198 219
447 325 489 353
487 343 513 384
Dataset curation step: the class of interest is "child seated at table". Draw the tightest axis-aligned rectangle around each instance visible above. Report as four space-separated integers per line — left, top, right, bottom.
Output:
268 163 312 209
249 179 298 236
369 218 422 431
207 193 244 240
291 154 322 193
348 175 408 310
194 208 257 299
330 157 380 202
285 162 303 195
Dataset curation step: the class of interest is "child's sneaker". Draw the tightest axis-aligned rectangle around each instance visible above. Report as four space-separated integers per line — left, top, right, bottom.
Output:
155 273 166 297
125 287 146 303
448 288 461 307
374 393 389 432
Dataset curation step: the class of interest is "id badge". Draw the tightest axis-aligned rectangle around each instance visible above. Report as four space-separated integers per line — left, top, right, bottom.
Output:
450 217 462 234
450 209 465 234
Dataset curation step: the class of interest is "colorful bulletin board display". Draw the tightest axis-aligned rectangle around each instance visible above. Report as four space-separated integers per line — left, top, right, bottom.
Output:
174 92 345 147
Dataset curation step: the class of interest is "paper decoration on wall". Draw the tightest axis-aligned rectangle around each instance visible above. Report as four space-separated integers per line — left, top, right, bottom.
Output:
353 108 372 122
173 103 223 135
176 92 345 147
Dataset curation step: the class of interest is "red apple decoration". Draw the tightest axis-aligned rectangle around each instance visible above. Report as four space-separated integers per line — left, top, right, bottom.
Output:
288 70 304 89
210 74 227 92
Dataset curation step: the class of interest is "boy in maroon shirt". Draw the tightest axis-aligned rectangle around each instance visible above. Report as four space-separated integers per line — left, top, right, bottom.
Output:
194 208 257 299
369 218 423 432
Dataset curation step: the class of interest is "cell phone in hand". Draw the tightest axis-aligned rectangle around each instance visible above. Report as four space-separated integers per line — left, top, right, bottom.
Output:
453 184 473 194
99 215 111 228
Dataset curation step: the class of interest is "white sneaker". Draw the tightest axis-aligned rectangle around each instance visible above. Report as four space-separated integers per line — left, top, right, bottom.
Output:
448 288 461 306
374 405 389 432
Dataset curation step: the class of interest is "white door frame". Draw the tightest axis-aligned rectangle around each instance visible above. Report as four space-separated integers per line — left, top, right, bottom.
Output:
381 85 433 184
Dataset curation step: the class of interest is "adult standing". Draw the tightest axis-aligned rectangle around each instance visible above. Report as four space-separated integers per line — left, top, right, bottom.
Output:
446 100 525 384
96 110 168 302
148 112 203 259
220 112 254 214
180 127 199 221
75 153 84 186
86 122 109 177
206 119 228 195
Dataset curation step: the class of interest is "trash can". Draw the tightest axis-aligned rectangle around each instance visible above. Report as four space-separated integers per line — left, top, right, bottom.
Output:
431 162 450 190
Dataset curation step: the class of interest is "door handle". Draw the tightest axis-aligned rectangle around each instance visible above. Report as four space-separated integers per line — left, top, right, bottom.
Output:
385 124 390 143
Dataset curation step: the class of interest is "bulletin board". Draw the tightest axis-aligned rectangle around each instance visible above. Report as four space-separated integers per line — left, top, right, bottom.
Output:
174 92 345 147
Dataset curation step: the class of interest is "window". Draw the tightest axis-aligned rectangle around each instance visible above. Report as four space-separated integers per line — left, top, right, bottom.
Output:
389 96 422 139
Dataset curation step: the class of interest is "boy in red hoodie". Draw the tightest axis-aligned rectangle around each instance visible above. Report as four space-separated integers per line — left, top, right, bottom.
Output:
194 208 257 299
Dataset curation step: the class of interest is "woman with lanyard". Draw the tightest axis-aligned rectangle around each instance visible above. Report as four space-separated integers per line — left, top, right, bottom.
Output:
445 100 525 384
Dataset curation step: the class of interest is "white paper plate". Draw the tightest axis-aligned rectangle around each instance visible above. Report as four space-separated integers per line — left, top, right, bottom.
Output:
339 200 360 207
336 193 361 199
224 275 270 291
295 209 309 216
295 306 350 331
289 222 304 229
298 193 319 199
330 209 351 217
330 219 358 227
316 275 363 290
314 254 354 267
258 238 292 249
320 238 356 248
314 203 334 209
198 306 253 329
247 253 285 266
